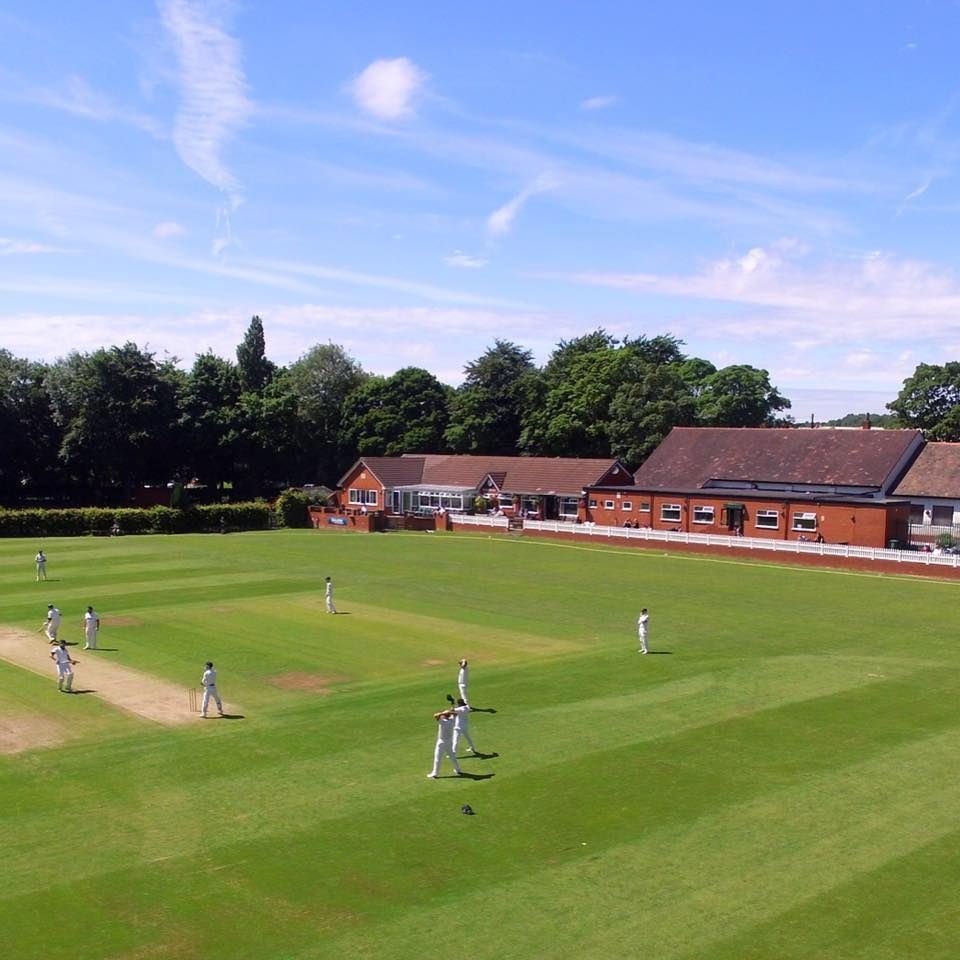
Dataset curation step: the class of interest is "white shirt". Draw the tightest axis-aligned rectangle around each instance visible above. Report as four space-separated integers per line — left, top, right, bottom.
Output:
36 552 46 566
436 714 455 742
453 704 471 731
47 607 61 627
325 581 334 597
202 667 218 688
51 646 71 666
638 612 649 633
458 663 468 686
84 610 99 633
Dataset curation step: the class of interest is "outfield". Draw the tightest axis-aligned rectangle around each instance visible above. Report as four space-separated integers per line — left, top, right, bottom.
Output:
1 530 958 959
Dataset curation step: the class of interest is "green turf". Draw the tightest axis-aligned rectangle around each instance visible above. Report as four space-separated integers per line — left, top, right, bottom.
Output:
1 530 958 959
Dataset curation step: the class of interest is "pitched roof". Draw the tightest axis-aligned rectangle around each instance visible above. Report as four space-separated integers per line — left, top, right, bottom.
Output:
340 454 628 495
633 427 923 491
892 443 960 498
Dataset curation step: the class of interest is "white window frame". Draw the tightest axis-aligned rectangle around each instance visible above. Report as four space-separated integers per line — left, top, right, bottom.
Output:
589 499 598 508
559 497 580 517
792 511 817 532
640 502 651 513
755 509 779 529
660 503 681 522
621 501 633 511
692 505 714 524
349 488 378 506
604 500 615 510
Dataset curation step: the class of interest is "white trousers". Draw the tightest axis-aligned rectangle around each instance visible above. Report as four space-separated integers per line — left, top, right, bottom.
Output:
326 595 336 613
453 727 476 753
458 682 468 705
638 628 648 652
201 685 223 715
84 627 97 649
430 738 460 776
56 663 73 690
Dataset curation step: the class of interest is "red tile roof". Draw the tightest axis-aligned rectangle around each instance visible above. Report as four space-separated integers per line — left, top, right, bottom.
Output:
633 427 923 491
892 443 960 498
340 455 628 495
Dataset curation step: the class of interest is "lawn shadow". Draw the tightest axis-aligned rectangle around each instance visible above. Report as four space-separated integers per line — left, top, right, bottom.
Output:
466 751 498 760
219 713 245 720
646 650 672 655
457 771 495 781
65 688 95 695
470 706 497 713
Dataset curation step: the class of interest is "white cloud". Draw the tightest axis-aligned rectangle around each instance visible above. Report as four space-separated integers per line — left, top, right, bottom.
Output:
158 0 253 203
152 221 186 239
445 250 488 269
0 237 65 255
487 173 559 238
580 95 617 111
348 57 427 120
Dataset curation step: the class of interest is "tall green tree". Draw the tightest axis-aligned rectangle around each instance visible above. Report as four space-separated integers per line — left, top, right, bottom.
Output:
46 343 184 496
888 361 960 439
444 340 538 455
236 315 275 393
696 364 791 427
287 343 369 482
340 367 451 456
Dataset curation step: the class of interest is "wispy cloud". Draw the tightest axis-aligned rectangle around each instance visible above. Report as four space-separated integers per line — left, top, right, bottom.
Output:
0 237 67 255
580 95 617 111
348 57 428 120
158 0 253 203
445 250 488 269
152 221 186 240
487 173 559 237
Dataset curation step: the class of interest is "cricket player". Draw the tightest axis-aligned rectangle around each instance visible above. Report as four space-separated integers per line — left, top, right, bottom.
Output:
457 658 469 705
44 604 61 642
324 576 337 614
83 606 100 650
427 707 462 778
50 641 77 692
452 698 477 755
201 661 224 718
638 608 649 654
35 549 47 582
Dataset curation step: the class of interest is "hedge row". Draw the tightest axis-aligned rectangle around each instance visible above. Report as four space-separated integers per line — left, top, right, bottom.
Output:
0 503 273 537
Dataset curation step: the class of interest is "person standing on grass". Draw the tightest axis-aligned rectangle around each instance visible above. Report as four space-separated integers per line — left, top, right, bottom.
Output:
200 661 224 718
83 606 100 650
427 707 461 779
35 549 47 582
457 658 469 705
50 640 77 692
638 608 649 654
44 604 61 643
325 576 337 614
452 698 477 755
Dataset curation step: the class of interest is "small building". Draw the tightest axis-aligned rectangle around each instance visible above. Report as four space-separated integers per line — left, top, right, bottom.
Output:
336 454 630 520
891 442 960 545
585 427 922 548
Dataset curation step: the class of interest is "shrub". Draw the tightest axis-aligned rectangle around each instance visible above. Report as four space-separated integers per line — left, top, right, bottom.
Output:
274 489 311 528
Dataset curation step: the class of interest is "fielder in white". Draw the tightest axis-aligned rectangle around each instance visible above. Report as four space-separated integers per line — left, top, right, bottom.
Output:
452 698 477 755
427 708 462 778
201 661 224 718
50 641 77 692
44 604 61 642
324 576 337 614
35 549 47 582
457 658 469 705
83 606 100 650
638 608 649 654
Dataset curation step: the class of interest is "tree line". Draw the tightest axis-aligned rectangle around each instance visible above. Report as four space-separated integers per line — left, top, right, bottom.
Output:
1 317 801 503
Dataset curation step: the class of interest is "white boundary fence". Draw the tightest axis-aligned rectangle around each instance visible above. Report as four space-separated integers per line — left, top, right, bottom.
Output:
443 516 960 570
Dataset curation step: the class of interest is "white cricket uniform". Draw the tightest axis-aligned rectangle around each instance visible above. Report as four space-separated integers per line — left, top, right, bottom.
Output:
84 609 99 649
46 606 61 642
452 704 476 754
51 645 74 691
428 713 461 777
325 580 337 614
638 612 649 654
201 667 224 717
35 552 47 582
457 663 469 705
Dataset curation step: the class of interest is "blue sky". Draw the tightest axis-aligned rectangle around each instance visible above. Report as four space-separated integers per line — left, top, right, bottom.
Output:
2 1 959 420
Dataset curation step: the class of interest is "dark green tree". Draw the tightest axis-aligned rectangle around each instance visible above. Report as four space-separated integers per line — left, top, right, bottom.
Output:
287 343 369 482
888 362 960 439
236 315 275 393
340 367 451 456
444 340 538 454
696 364 791 427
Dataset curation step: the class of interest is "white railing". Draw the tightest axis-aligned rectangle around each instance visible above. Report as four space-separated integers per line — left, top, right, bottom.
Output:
522 519 960 569
452 513 510 530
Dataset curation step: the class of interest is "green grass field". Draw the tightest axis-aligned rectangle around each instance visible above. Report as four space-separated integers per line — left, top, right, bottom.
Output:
1 529 959 959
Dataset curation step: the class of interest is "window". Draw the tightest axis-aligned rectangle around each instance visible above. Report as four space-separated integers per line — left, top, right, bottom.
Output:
755 509 779 529
640 502 651 512
348 488 378 506
660 503 681 522
792 511 817 532
692 505 714 524
932 505 954 525
589 499 598 508
559 497 579 517
604 500 615 510
910 503 924 524
416 491 465 513
621 501 633 511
